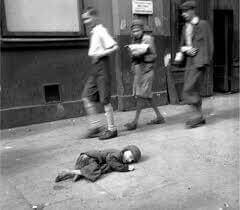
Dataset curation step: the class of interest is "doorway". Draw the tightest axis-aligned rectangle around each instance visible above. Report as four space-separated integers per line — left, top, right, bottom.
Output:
213 10 233 92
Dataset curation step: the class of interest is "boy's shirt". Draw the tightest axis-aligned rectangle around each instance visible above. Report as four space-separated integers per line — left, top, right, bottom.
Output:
88 24 117 57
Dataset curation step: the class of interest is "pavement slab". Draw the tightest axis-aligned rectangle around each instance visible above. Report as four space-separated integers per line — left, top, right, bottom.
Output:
1 93 239 210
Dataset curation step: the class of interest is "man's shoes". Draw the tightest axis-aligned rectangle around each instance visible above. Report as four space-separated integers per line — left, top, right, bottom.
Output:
147 117 165 125
99 129 118 140
185 117 206 128
85 127 103 138
124 122 137 130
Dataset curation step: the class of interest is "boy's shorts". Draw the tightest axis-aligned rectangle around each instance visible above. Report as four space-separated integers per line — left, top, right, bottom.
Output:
82 56 111 105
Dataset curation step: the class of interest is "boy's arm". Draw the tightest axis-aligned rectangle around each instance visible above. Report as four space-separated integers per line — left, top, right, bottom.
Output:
142 36 157 62
99 44 118 57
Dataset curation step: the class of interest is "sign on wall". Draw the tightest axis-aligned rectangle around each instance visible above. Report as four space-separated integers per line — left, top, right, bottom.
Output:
132 0 153 15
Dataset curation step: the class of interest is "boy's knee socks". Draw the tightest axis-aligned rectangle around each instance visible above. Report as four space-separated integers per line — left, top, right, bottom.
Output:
83 98 97 115
83 98 101 129
104 104 116 131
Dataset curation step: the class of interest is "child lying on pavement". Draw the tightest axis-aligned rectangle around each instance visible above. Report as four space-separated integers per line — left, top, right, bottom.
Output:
55 145 141 182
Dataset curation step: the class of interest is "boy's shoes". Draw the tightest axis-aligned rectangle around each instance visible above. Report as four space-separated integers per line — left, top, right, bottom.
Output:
185 117 206 128
85 127 103 138
99 129 118 140
147 117 165 125
124 122 137 130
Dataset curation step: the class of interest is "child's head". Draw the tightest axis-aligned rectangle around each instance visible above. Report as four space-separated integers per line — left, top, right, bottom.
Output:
180 1 196 22
131 19 144 39
81 7 98 25
122 145 141 163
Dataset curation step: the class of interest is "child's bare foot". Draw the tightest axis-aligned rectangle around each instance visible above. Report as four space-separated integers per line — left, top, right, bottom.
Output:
55 170 74 182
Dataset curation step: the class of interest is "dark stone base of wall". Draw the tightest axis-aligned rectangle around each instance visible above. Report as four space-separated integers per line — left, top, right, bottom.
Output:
0 93 167 129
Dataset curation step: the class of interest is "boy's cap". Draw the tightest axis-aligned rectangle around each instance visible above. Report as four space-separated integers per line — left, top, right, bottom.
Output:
131 19 144 29
123 145 141 162
180 1 196 10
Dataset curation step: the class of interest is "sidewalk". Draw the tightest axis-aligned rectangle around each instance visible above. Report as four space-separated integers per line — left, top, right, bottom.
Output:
1 93 239 210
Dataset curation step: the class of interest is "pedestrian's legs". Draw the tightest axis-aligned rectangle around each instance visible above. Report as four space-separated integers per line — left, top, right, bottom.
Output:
82 97 103 138
133 97 144 124
147 97 165 123
98 103 118 140
186 103 205 128
182 65 206 128
104 103 116 131
124 97 144 130
193 101 203 117
83 97 102 128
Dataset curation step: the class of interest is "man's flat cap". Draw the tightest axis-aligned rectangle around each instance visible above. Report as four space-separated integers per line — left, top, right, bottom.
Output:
180 1 196 10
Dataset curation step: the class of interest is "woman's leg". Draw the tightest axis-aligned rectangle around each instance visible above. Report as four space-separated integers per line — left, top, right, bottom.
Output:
124 97 144 130
133 97 144 124
147 97 165 124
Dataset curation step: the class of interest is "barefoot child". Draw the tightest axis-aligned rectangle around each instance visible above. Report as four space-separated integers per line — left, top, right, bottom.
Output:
124 19 165 130
55 145 141 182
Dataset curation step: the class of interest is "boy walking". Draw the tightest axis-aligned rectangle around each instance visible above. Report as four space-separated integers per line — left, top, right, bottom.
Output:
124 19 165 130
81 7 118 139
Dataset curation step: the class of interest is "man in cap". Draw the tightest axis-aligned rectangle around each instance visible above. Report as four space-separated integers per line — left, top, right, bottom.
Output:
124 19 165 130
174 0 213 128
81 7 118 139
55 145 141 182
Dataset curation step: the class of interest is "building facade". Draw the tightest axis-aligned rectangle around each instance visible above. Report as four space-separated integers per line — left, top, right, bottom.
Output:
1 0 239 129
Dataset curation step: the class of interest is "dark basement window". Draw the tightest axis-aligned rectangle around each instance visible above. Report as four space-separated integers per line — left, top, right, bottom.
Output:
43 84 61 103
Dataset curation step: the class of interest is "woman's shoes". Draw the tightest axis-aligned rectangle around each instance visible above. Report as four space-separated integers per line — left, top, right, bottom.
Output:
125 117 165 131
147 117 165 125
185 117 206 128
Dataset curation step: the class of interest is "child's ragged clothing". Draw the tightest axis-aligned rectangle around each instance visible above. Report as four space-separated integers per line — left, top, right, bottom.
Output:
55 145 141 182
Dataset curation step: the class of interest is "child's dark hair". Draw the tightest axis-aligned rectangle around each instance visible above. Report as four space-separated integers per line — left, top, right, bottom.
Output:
83 7 98 16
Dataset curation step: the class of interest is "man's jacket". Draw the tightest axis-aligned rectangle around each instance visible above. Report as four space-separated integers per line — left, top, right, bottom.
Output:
180 19 214 68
